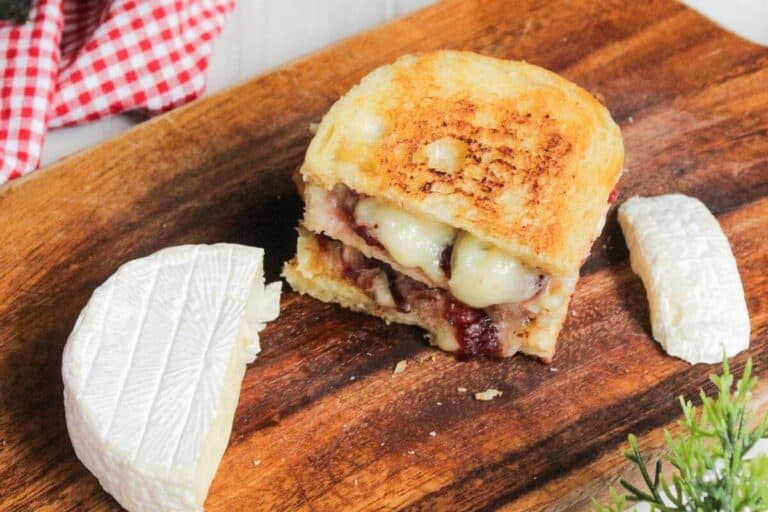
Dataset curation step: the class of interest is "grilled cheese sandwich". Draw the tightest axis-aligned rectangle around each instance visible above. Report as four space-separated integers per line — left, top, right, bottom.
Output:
284 50 624 361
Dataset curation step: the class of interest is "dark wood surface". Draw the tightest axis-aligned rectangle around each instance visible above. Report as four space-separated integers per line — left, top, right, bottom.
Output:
1 0 767 510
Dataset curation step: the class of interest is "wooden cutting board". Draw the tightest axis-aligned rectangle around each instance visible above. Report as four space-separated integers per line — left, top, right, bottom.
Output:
1 0 767 510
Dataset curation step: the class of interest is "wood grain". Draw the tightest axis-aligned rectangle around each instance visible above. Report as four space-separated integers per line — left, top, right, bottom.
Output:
1 0 767 510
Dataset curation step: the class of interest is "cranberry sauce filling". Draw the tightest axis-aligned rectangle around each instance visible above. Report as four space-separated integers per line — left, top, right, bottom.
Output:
351 224 385 249
444 300 499 358
608 186 619 204
324 234 500 357
331 183 360 214
388 278 409 312
331 184 386 249
389 271 500 357
439 243 453 279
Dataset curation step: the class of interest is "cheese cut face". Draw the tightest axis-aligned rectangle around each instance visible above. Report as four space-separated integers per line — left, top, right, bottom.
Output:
618 194 750 364
62 244 281 512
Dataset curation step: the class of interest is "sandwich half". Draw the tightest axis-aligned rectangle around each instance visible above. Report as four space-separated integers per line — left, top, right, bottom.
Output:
283 50 624 361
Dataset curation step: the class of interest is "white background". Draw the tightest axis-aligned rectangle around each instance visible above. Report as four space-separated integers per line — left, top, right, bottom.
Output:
39 0 768 167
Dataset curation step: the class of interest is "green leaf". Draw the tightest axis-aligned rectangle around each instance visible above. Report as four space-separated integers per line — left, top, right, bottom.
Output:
593 357 768 512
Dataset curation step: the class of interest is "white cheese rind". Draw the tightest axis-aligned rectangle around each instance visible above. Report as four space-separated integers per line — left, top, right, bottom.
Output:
62 244 281 511
354 197 456 282
618 194 750 364
448 232 541 308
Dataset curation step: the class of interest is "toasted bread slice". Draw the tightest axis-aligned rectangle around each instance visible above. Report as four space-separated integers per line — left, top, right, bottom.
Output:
301 50 623 277
283 229 574 361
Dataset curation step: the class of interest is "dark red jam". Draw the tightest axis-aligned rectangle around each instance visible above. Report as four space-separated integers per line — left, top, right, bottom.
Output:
388 275 409 313
352 224 385 249
332 183 360 214
608 187 619 204
332 184 386 250
444 300 499 358
439 243 453 279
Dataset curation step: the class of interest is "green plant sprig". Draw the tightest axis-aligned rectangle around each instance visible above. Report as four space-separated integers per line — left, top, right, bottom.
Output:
594 357 768 512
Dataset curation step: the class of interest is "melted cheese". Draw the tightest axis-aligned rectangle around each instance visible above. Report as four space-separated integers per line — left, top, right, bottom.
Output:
354 197 456 282
424 137 467 175
361 114 388 142
448 232 541 308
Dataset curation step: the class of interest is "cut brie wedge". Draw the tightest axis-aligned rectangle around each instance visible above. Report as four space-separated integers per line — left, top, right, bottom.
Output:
618 194 749 364
62 244 281 511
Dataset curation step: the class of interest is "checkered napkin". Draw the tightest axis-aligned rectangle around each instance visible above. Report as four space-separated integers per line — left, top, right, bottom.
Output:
0 0 236 184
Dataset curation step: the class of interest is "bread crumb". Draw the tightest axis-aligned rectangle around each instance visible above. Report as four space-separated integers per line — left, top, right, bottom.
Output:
474 389 503 401
549 367 560 372
354 479 359 486
416 351 434 363
429 431 437 437
392 360 407 376
309 122 320 134
436 401 442 406
350 375 356 381
628 116 634 124
408 450 415 455
252 459 261 466
457 387 468 393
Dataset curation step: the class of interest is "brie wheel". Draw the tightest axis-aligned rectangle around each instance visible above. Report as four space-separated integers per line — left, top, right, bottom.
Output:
62 244 281 511
618 194 750 364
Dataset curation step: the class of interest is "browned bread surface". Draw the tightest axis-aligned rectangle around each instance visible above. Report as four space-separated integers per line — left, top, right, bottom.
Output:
302 50 624 276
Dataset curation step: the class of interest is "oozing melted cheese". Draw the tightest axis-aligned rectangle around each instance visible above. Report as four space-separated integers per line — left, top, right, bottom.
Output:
448 232 541 308
353 196 543 307
354 197 456 282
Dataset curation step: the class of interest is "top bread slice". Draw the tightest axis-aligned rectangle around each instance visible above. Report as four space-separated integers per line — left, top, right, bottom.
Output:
301 50 624 277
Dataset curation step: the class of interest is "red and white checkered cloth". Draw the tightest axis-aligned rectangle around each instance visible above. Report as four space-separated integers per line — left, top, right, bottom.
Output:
0 0 236 184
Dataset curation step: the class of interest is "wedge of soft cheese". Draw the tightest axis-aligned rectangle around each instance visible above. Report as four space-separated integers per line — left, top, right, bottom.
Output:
62 244 281 511
618 194 749 364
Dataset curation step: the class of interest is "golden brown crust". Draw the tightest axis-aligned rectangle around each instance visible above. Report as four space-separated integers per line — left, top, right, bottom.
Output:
301 50 624 276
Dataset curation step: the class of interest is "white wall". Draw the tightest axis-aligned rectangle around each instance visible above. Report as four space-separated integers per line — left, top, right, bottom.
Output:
40 0 766 167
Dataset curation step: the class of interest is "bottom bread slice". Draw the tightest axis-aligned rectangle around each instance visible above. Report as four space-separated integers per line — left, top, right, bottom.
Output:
283 228 575 361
